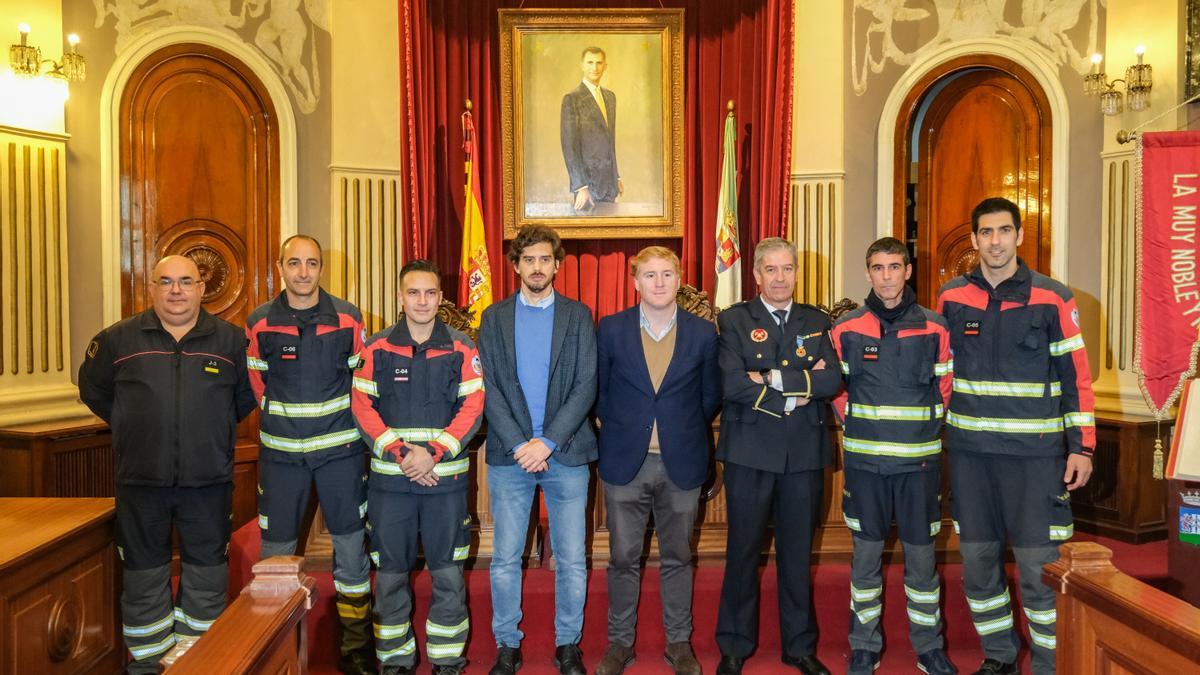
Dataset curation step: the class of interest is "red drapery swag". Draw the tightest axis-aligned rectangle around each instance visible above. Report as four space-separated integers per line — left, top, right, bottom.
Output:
398 0 794 319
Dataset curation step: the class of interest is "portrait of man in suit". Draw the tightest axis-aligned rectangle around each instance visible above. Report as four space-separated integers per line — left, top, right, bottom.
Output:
560 46 622 213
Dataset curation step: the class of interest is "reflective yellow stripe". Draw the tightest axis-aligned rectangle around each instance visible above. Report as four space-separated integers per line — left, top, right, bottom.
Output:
905 585 940 604
1064 412 1095 428
174 608 214 632
1024 607 1056 625
1049 334 1085 356
353 377 378 397
848 403 939 421
426 618 469 637
974 613 1014 635
348 354 362 369
854 604 882 624
129 633 178 659
842 437 941 457
427 642 466 657
947 412 1064 434
1029 627 1056 649
851 584 881 602
123 613 175 637
358 501 368 518
967 589 1010 613
247 356 269 371
929 520 942 536
370 551 380 565
374 622 411 639
1049 524 1074 540
457 377 484 397
907 607 940 626
953 378 1061 397
372 428 401 457
258 514 268 529
335 579 371 596
371 456 470 478
337 602 369 619
840 361 851 374
453 545 470 561
265 394 351 418
843 514 862 532
934 359 953 376
435 431 462 457
261 428 361 453
377 637 416 659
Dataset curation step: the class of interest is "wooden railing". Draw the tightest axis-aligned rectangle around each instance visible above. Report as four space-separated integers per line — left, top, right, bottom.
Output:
1044 542 1200 673
162 556 316 674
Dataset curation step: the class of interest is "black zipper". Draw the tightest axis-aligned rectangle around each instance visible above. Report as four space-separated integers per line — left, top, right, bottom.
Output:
172 338 182 485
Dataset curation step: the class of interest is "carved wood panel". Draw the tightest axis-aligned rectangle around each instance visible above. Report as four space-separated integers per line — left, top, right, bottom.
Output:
119 43 280 529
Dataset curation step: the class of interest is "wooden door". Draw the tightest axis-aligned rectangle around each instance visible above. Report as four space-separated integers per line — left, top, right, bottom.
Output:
903 61 1052 307
120 43 280 529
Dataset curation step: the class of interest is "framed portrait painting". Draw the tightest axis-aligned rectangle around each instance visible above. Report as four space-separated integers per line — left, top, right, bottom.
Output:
498 9 685 239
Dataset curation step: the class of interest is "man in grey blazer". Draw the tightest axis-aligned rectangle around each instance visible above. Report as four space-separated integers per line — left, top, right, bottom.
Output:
478 225 597 675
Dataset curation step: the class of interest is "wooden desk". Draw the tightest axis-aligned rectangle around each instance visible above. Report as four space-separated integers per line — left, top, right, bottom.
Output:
0 498 123 675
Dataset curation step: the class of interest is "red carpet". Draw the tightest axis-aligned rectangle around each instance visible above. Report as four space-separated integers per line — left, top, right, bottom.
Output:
227 525 1167 674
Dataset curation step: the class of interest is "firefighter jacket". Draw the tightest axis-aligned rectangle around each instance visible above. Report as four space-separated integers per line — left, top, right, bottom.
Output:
351 319 485 493
78 308 256 487
937 260 1096 458
831 301 952 474
246 290 366 464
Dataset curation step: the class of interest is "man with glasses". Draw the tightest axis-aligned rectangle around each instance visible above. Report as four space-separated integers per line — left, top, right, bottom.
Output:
245 235 374 674
79 255 256 673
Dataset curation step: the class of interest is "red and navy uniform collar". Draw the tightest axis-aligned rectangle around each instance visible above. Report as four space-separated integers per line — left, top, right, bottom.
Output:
966 257 1032 303
387 318 452 351
265 288 339 327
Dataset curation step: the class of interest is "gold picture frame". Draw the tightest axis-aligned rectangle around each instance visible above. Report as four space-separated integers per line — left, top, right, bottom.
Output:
498 8 684 239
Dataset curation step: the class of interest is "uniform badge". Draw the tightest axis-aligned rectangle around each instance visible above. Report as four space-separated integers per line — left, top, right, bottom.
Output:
471 354 482 375
750 328 768 343
862 345 879 361
394 367 409 382
964 320 981 336
281 344 299 360
795 334 811 358
1071 308 1079 328
86 340 99 359
203 359 220 375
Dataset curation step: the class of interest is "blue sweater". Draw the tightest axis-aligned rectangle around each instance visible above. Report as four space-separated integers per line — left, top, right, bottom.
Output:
514 296 555 449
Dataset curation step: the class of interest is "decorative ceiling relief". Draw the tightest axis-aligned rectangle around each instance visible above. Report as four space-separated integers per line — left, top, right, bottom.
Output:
851 0 1105 95
93 0 330 113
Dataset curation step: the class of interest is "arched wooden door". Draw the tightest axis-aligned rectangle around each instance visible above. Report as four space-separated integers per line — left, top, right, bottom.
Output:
894 56 1052 307
120 43 280 528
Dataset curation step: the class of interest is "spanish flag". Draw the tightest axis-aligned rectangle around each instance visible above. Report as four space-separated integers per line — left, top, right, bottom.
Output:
460 103 493 327
714 102 742 309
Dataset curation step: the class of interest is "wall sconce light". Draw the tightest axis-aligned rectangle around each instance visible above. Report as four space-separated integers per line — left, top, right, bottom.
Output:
8 23 85 83
1084 46 1152 116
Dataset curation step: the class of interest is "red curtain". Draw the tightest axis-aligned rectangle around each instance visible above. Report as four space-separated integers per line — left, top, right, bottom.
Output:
398 0 793 319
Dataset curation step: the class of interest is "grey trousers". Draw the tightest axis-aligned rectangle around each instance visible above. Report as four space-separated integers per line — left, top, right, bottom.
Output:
603 453 701 646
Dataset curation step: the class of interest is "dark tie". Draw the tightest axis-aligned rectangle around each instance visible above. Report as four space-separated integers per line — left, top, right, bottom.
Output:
772 309 788 332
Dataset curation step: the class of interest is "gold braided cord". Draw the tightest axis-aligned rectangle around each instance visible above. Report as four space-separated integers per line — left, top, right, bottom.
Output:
1131 134 1200 424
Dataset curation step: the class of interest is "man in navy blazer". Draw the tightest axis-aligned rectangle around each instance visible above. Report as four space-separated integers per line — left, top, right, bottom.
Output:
593 247 720 675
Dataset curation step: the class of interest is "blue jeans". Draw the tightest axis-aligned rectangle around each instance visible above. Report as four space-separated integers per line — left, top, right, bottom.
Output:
488 459 590 647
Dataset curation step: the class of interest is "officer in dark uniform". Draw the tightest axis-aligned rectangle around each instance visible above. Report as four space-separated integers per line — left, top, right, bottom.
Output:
714 237 841 675
78 255 256 673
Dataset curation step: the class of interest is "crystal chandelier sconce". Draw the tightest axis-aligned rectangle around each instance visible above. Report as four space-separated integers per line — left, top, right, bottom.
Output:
8 23 86 83
1084 46 1152 117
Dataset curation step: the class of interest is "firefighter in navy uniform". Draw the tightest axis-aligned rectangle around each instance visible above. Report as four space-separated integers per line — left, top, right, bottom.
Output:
831 237 957 675
78 255 256 673
351 260 485 675
714 238 842 675
244 235 374 675
938 198 1095 675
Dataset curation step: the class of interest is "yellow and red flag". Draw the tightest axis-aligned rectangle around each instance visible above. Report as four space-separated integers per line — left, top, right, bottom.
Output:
459 105 493 327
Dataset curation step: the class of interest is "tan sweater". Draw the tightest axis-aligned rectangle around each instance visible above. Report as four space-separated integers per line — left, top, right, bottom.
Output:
641 322 677 453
